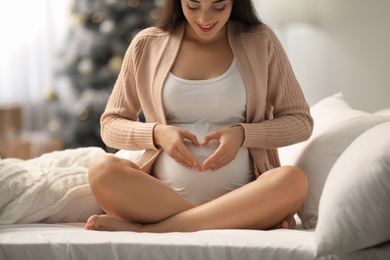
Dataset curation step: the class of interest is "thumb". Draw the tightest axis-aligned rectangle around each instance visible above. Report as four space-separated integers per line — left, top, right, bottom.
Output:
201 131 220 146
183 131 201 147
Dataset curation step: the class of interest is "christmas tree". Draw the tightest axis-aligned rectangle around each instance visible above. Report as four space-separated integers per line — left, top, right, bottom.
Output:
49 0 161 151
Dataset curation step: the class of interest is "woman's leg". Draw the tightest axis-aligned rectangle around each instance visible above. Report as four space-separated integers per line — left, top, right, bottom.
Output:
86 156 196 225
86 156 307 232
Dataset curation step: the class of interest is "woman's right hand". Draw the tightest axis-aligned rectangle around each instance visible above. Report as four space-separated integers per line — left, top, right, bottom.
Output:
153 125 201 171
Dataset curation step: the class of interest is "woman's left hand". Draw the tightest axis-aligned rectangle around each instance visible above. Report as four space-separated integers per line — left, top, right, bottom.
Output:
200 126 245 172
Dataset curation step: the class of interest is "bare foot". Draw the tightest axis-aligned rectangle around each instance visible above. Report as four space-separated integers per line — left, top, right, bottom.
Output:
85 214 297 232
84 214 142 232
271 214 296 230
280 217 296 229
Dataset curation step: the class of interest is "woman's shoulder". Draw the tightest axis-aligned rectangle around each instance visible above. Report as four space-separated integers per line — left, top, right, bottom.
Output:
233 20 279 44
127 26 172 56
132 26 171 42
246 24 278 40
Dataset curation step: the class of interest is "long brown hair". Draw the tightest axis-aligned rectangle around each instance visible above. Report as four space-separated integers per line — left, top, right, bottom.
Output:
157 0 262 31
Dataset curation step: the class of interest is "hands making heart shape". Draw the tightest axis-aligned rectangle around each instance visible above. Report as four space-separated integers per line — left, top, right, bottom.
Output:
153 124 245 172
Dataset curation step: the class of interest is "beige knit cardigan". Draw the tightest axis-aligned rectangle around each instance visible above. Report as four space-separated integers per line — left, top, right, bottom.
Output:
101 20 314 177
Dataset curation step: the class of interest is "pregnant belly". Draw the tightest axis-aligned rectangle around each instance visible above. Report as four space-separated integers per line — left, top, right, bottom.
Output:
153 140 254 205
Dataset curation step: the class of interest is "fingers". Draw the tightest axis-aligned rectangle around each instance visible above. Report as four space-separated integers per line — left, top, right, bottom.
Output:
201 131 220 146
153 125 201 171
185 132 201 147
200 127 244 172
201 145 234 172
177 131 201 170
171 141 200 171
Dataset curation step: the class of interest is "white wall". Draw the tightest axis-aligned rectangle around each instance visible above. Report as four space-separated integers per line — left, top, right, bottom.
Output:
254 0 390 112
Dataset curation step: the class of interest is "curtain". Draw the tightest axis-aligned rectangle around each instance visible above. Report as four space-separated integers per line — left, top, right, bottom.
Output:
0 0 69 131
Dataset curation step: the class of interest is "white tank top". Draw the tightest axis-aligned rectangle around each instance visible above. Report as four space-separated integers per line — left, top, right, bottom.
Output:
153 59 255 205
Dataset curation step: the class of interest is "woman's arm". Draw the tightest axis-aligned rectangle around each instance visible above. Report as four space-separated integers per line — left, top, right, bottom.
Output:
100 37 158 152
240 25 313 150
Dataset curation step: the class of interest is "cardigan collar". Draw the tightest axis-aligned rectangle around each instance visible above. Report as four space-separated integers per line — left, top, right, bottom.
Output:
152 23 185 125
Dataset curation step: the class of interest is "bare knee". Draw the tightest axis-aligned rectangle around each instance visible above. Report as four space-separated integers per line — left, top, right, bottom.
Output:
88 156 139 190
89 156 114 185
283 166 308 204
259 166 308 211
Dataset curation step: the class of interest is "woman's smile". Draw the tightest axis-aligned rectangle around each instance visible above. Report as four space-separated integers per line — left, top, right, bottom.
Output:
181 0 233 42
196 21 218 32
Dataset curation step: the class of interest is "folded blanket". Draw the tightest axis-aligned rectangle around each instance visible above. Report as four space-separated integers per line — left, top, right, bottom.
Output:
0 147 107 224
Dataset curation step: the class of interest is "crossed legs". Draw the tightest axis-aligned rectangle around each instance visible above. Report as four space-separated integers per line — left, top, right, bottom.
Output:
85 156 307 232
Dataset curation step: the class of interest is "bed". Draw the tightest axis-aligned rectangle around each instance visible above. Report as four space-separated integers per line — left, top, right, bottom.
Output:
1 222 389 260
1 93 390 260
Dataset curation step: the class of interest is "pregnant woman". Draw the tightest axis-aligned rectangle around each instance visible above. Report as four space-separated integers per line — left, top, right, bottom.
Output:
85 0 313 232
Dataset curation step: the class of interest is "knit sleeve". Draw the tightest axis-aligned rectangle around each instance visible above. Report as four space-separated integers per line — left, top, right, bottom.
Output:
240 26 313 149
100 35 158 151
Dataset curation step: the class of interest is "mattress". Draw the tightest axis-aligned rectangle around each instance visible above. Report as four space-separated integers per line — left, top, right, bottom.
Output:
1 223 389 260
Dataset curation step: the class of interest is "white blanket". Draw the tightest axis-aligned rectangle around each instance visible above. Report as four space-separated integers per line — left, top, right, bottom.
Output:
0 147 107 224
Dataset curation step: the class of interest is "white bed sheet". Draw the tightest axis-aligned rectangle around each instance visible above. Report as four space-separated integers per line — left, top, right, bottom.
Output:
1 223 389 260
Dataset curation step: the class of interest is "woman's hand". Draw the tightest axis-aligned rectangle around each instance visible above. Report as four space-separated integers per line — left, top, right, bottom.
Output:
153 125 201 171
200 126 245 172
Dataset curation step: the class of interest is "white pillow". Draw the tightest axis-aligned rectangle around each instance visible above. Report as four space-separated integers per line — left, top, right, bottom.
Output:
42 194 103 223
279 92 369 166
315 121 390 256
374 108 390 116
296 115 390 229
278 92 379 229
42 149 143 223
